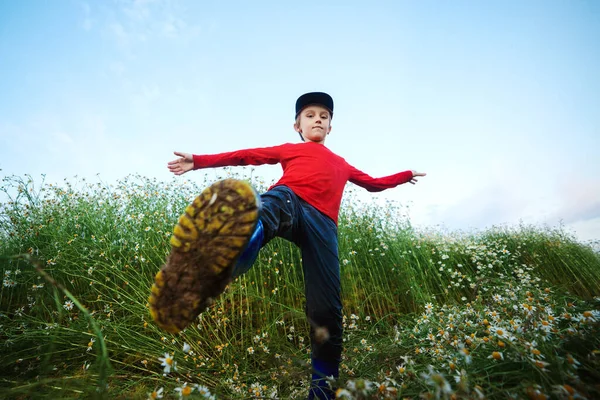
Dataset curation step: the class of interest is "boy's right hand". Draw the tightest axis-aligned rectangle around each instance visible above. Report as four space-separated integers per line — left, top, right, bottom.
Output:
168 151 194 175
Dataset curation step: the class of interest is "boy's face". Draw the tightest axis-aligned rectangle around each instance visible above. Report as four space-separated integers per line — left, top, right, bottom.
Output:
294 105 332 144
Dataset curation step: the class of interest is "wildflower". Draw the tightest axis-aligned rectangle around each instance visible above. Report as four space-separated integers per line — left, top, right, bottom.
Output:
3 278 16 287
148 387 164 399
581 310 599 322
174 382 193 398
530 358 550 371
421 365 452 397
247 347 255 355
194 384 213 398
425 303 434 314
453 368 469 392
158 352 177 374
552 384 576 398
489 351 503 361
335 388 353 399
347 379 374 396
490 326 506 338
63 300 74 311
459 347 472 364
250 382 263 396
86 337 95 352
566 354 580 368
183 343 191 353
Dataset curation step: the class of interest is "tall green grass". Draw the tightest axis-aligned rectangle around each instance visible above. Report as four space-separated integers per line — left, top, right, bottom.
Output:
1 172 599 399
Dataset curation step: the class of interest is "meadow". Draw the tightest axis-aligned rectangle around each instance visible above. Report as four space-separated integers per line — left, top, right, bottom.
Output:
1 172 599 399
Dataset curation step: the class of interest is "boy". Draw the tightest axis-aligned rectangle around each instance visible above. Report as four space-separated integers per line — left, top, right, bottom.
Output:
149 92 426 399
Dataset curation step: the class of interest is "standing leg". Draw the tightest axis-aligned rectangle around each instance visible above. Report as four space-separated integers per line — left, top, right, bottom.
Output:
299 203 342 400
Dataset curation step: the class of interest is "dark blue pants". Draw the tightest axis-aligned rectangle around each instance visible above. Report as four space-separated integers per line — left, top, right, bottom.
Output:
233 186 342 395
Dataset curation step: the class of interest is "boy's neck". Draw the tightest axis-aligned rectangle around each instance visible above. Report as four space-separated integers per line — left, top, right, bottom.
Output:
304 140 326 145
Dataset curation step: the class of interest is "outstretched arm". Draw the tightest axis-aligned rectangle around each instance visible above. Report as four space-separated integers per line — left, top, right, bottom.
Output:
167 152 194 176
349 167 426 192
167 145 285 176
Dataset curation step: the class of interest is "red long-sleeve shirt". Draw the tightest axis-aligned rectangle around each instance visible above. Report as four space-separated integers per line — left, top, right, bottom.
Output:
193 142 413 225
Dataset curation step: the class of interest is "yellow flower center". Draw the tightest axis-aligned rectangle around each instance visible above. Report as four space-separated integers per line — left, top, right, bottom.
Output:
563 384 574 395
182 386 192 396
492 352 502 360
166 357 173 366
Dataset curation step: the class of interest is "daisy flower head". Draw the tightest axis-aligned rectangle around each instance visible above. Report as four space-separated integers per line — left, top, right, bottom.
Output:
194 384 215 399
158 352 177 374
335 388 353 399
347 379 374 396
86 337 96 352
425 303 434 314
175 382 193 398
421 365 452 396
148 387 164 399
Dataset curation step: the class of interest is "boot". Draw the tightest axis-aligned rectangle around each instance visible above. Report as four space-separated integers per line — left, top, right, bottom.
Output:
308 358 339 400
148 179 260 333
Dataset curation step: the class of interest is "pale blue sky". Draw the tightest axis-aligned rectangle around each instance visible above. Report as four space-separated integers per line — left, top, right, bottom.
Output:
1 0 599 242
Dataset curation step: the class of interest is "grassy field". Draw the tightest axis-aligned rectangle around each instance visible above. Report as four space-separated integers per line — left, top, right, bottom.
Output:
1 172 599 399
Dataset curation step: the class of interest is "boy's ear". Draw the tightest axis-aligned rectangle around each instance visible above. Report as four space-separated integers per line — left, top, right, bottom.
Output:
293 123 301 133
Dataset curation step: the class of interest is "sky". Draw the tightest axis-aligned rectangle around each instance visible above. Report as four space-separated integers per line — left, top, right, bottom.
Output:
1 0 599 243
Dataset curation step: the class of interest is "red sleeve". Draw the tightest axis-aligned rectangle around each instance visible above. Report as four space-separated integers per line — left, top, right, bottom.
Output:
348 166 413 192
192 145 284 169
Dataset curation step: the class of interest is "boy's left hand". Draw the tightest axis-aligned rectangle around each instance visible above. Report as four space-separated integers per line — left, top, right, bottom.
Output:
410 171 426 184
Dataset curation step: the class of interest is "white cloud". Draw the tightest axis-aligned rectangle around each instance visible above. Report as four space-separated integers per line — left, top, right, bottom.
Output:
552 179 600 225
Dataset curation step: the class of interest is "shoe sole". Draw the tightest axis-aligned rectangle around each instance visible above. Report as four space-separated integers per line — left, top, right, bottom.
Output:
148 179 260 333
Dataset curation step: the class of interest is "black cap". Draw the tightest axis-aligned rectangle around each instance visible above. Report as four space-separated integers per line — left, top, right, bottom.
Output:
295 92 334 119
